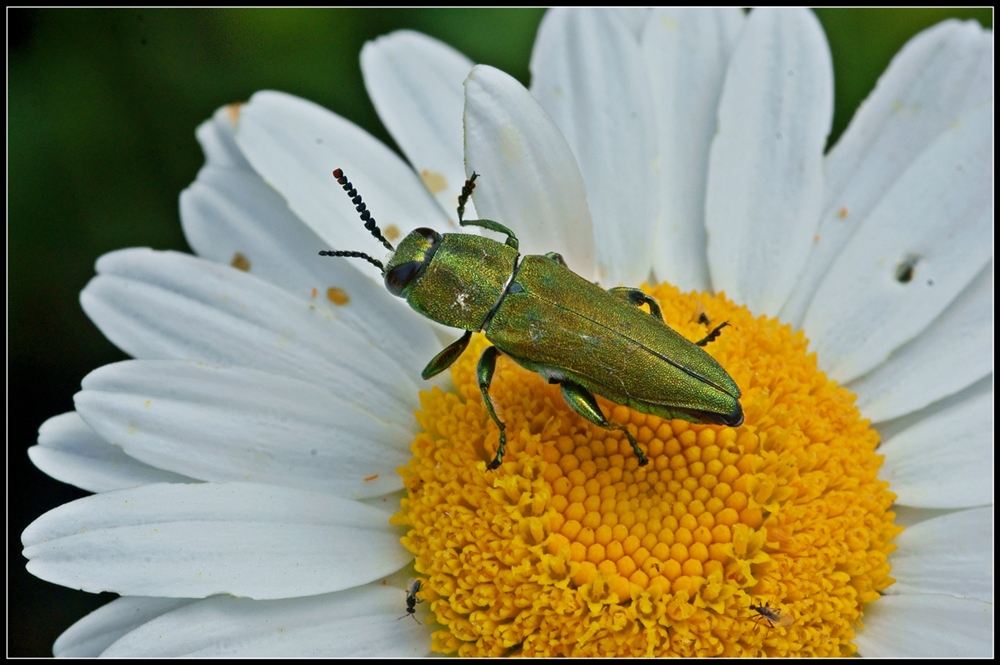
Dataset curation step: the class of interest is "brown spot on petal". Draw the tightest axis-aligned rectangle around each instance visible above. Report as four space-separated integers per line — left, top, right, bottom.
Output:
226 102 244 126
311 287 318 299
421 170 448 194
384 224 401 242
230 252 250 271
838 206 849 219
364 474 379 482
327 286 350 305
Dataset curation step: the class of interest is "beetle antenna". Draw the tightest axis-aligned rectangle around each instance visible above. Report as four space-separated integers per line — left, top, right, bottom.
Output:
457 172 478 223
332 168 395 252
318 249 385 273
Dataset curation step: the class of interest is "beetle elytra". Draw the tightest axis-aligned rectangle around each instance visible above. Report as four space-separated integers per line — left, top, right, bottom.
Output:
320 168 743 470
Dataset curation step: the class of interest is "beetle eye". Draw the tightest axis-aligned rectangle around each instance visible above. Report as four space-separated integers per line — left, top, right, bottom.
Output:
412 227 440 243
383 228 442 297
385 260 424 297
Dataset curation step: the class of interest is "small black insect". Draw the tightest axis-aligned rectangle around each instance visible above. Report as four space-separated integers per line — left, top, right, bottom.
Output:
749 600 793 630
399 578 423 623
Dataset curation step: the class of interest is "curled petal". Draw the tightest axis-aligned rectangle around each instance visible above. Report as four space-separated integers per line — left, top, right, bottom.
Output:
464 64 595 277
642 8 745 292
362 30 475 220
530 8 657 285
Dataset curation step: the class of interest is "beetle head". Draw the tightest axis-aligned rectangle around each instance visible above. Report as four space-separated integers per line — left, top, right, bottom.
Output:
384 228 442 297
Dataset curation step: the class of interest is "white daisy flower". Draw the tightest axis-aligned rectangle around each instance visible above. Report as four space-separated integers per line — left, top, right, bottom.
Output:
24 8 991 657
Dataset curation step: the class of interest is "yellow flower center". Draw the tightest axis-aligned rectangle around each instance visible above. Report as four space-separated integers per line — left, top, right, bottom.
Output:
393 283 902 657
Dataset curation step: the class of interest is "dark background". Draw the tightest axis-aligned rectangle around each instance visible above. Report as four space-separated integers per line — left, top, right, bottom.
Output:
8 8 992 656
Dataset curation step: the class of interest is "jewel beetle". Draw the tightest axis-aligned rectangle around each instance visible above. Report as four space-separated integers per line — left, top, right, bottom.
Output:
320 168 743 470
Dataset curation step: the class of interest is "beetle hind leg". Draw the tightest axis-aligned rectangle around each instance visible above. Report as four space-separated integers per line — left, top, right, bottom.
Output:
608 286 663 322
558 381 648 466
477 346 507 470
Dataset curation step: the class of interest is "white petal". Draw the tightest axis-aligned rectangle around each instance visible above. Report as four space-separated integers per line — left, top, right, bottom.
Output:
614 7 652 41
53 596 195 657
180 161 443 385
29 412 191 493
642 8 745 292
102 583 430 657
803 101 992 382
194 106 252 170
80 248 420 425
782 21 993 326
849 263 993 422
232 90 451 282
22 482 409 599
873 372 991 445
361 30 476 220
880 390 992 509
854 595 992 657
705 8 832 316
74 361 411 499
891 504 963 530
886 506 992 603
464 65 595 277
530 8 657 286
360 488 406 513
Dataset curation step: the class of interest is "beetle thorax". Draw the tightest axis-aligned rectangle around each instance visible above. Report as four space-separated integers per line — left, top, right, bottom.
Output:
405 234 519 331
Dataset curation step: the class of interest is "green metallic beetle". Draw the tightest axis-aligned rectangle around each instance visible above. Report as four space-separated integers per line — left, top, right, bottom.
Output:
321 168 743 470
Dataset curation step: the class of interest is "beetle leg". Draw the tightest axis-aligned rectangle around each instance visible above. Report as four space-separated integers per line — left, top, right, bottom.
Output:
608 287 663 322
558 381 648 466
543 252 567 267
695 321 730 347
477 346 507 470
421 330 473 380
456 173 520 250
460 218 520 251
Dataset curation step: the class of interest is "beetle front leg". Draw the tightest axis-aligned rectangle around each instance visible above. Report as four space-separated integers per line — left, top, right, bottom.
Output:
456 173 519 250
608 286 663 322
558 381 648 466
461 217 520 251
477 346 508 470
421 330 472 380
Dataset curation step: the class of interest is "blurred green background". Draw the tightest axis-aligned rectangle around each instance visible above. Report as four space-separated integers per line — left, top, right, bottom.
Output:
8 8 992 656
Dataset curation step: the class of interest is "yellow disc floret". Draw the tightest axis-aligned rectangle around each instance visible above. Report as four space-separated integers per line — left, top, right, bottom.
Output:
393 283 902 657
